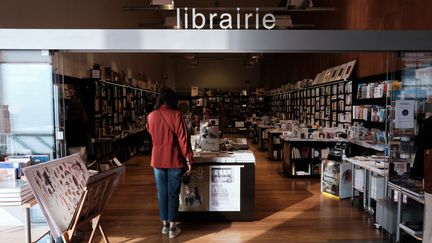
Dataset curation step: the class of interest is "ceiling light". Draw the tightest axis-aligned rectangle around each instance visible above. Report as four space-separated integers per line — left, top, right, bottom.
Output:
251 53 263 59
185 54 196 60
151 0 174 10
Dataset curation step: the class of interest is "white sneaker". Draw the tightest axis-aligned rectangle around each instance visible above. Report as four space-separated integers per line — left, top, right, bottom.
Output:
162 226 169 235
169 227 182 239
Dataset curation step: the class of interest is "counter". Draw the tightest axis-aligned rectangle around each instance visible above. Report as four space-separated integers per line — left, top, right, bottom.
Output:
178 150 255 221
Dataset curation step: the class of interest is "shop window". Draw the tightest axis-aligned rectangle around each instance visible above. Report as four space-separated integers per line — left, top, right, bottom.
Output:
0 63 55 159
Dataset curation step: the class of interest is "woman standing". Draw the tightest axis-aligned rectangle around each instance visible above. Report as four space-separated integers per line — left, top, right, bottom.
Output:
147 87 193 239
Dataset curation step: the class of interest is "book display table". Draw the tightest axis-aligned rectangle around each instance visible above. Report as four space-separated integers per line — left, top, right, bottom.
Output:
178 150 255 221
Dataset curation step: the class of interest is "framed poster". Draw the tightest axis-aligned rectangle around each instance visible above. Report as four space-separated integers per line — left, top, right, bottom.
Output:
329 66 340 82
322 69 333 83
335 64 347 81
342 60 357 80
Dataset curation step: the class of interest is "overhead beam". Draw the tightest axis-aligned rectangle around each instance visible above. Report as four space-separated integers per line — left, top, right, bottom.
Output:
0 29 432 52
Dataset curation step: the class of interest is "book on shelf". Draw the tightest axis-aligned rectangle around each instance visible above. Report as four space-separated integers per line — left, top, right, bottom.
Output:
357 82 386 99
321 148 330 159
301 147 310 159
311 148 321 159
291 148 301 159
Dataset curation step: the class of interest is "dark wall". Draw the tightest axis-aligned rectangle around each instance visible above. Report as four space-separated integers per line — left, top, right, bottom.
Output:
261 0 432 89
260 52 400 89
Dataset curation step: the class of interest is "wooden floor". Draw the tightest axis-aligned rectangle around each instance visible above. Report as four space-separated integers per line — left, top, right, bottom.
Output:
94 140 384 243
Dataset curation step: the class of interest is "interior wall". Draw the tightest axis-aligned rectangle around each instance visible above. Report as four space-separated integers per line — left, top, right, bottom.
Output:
55 53 167 85
261 52 399 89
261 0 432 89
326 0 432 30
175 57 260 94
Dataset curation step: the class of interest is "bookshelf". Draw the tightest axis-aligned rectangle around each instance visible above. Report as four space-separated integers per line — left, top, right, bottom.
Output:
270 79 353 128
65 77 158 162
282 138 337 177
267 130 283 160
189 91 267 134
350 75 392 155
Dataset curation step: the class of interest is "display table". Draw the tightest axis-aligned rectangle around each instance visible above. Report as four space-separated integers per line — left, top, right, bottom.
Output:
346 157 388 213
257 125 274 151
251 122 262 144
388 181 425 242
178 150 255 221
0 199 50 243
267 129 283 160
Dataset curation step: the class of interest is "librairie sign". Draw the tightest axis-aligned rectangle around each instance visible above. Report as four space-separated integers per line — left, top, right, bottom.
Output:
176 8 276 30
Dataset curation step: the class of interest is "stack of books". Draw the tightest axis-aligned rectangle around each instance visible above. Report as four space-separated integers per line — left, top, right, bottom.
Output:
0 180 33 206
233 151 255 163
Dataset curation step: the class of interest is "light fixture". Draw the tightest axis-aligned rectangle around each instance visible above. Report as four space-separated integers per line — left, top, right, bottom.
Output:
151 0 175 10
250 53 263 60
185 54 196 60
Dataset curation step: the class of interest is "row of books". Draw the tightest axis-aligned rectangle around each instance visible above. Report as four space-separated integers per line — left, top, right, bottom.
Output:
291 147 330 160
353 106 386 122
356 82 389 99
0 180 33 206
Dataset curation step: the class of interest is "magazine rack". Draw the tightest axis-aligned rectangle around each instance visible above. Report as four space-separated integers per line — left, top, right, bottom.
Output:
61 166 124 243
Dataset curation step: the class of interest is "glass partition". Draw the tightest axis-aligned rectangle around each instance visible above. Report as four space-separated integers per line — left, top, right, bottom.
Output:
0 51 57 160
389 52 432 183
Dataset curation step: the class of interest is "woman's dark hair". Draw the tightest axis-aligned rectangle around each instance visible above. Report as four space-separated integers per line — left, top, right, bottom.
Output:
154 87 178 110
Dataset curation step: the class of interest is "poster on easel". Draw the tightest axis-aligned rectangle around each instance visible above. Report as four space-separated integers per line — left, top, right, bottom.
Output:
24 154 89 237
209 165 241 211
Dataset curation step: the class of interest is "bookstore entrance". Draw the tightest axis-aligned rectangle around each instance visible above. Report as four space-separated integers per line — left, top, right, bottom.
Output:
1 30 432 243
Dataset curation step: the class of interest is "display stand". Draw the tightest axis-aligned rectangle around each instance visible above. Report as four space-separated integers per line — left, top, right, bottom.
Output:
257 125 274 151
281 137 344 177
267 130 283 160
61 166 124 243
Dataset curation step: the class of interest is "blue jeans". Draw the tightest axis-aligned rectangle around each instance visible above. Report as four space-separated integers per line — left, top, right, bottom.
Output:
154 168 183 222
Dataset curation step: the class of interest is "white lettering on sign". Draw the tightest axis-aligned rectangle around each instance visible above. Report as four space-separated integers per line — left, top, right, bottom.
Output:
177 7 276 30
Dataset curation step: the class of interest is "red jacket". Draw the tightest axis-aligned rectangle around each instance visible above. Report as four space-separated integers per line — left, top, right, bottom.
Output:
147 105 193 168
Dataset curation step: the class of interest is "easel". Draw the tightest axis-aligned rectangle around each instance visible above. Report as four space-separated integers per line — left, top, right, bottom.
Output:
61 166 124 243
